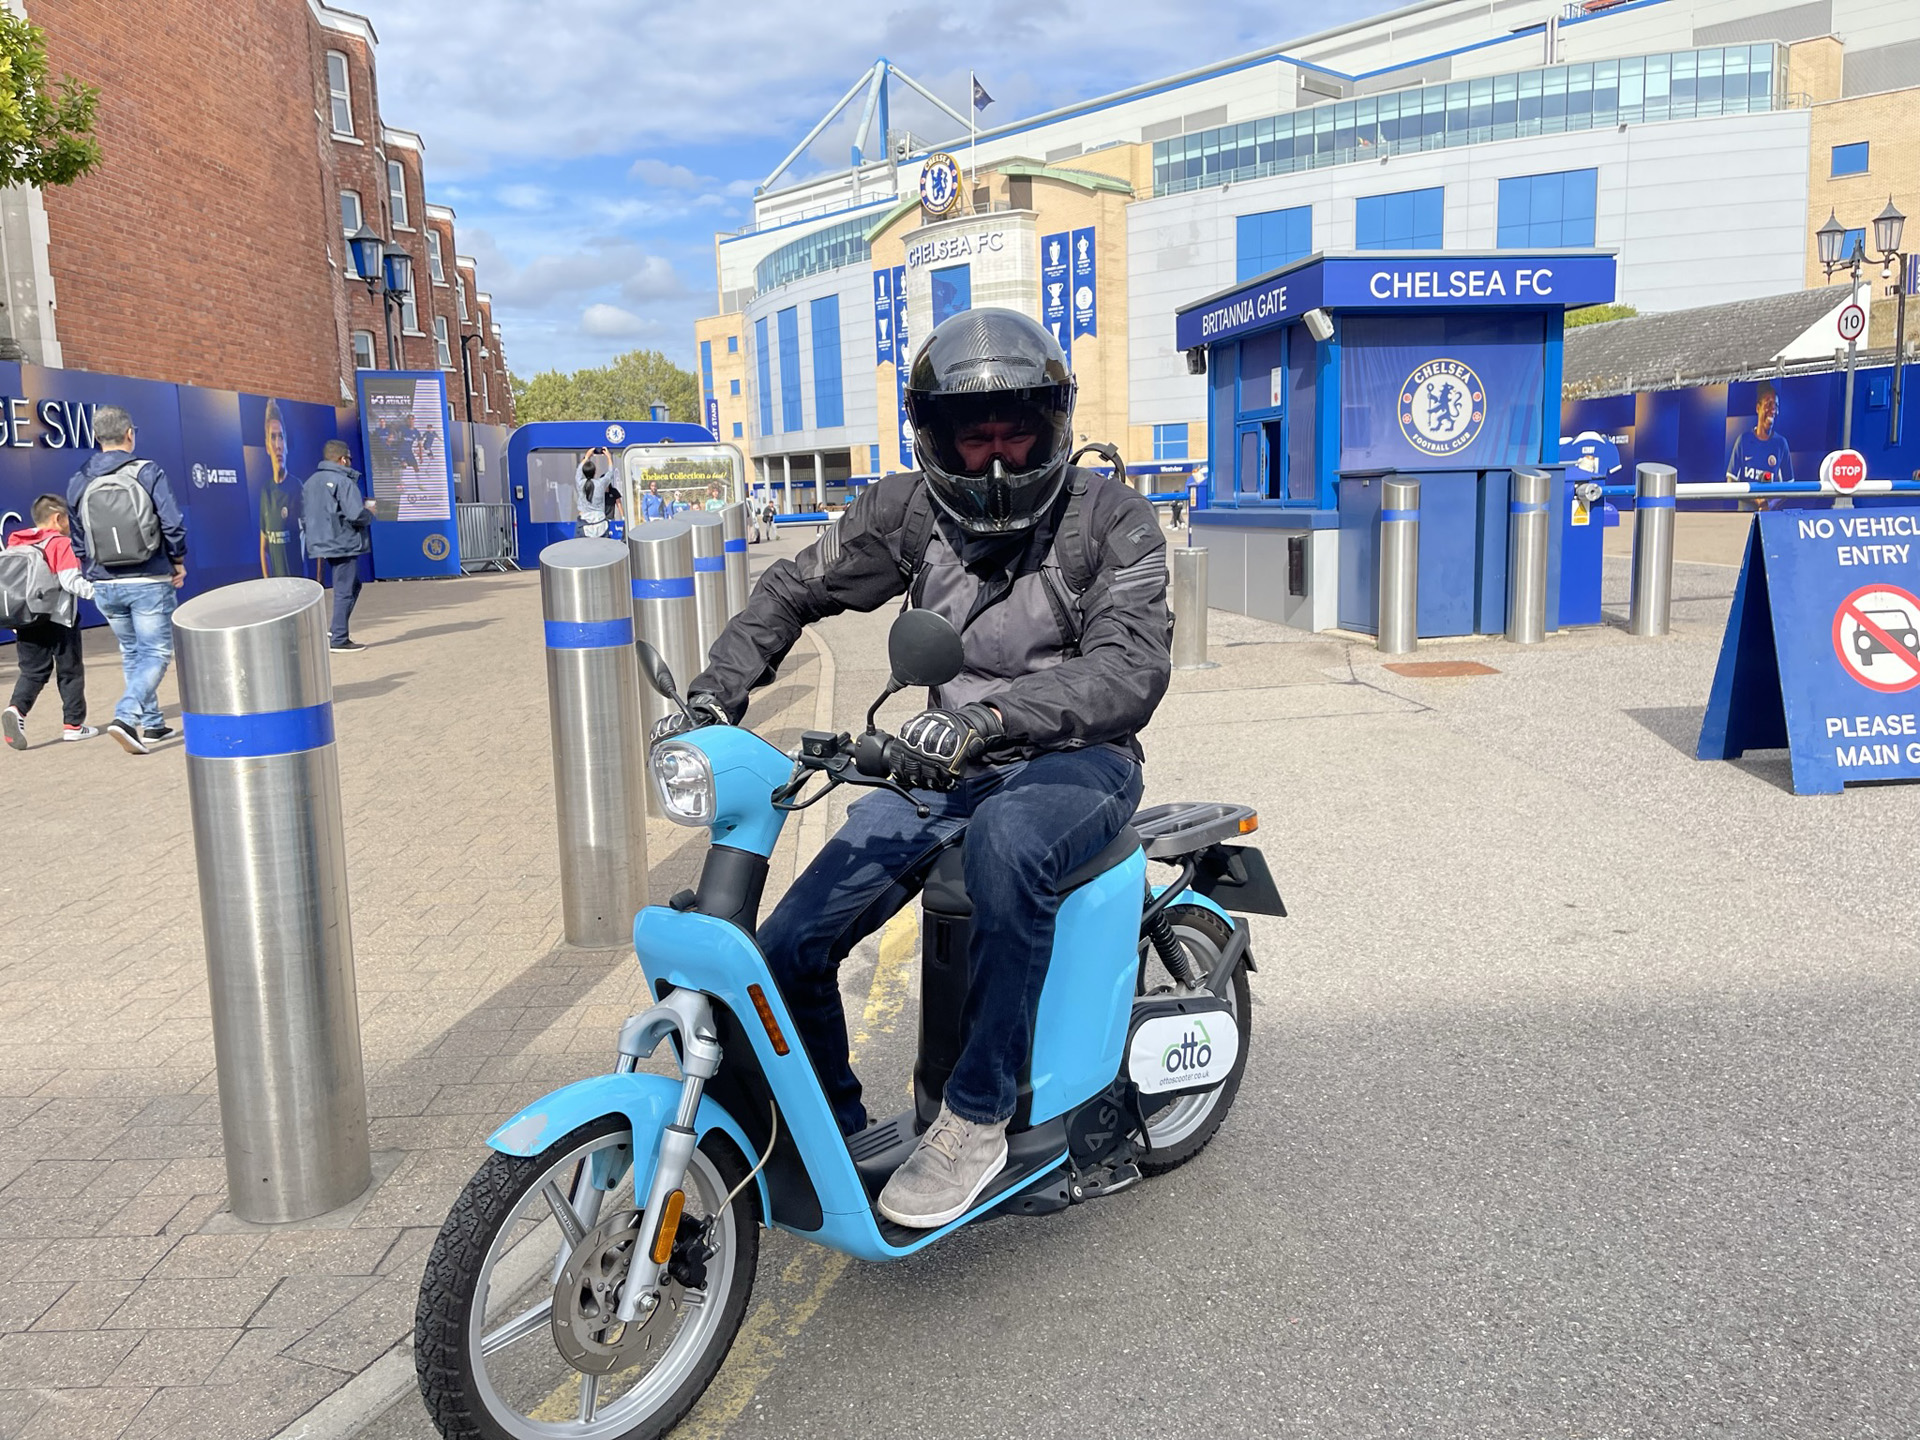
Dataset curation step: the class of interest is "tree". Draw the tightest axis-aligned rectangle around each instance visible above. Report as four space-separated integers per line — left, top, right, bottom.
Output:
511 349 700 425
0 13 100 190
1565 303 1638 329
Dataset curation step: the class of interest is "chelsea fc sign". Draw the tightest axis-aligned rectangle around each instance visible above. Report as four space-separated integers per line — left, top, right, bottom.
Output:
919 153 962 217
1399 358 1486 457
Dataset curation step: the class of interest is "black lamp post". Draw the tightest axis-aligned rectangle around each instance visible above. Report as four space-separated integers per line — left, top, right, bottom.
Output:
1872 197 1908 445
1817 209 1868 450
459 332 484 424
348 225 389 363
381 244 414 370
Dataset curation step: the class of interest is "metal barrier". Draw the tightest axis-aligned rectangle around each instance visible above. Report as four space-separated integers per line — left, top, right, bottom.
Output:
456 502 517 572
541 539 649 947
720 501 750 616
628 520 700 817
173 578 371 1223
686 512 729 660
1596 478 1920 502
1507 467 1552 645
1170 546 1213 669
1629 463 1677 637
1377 477 1420 655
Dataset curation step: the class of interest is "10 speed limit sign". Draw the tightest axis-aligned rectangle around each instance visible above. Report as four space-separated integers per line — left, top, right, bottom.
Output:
1837 302 1867 343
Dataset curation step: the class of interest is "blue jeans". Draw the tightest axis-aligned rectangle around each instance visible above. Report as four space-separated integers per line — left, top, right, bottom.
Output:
759 745 1142 1133
326 558 362 645
92 581 177 730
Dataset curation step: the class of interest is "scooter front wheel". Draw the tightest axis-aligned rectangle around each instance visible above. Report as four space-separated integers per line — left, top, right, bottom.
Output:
415 1115 758 1440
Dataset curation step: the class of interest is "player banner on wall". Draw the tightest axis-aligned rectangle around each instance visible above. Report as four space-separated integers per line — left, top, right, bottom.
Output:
1041 231 1071 367
1071 226 1097 339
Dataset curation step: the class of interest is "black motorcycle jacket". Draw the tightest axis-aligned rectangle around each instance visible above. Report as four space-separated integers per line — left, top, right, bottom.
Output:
690 468 1172 762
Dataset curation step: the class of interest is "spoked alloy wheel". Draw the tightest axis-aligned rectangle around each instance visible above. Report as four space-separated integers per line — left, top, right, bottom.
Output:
416 1116 758 1440
1135 904 1252 1172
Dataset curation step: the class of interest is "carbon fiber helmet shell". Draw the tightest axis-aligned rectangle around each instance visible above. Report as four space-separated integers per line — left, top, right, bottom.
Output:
904 307 1078 534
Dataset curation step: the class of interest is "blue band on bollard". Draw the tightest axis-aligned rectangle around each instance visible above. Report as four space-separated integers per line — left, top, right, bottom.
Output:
183 703 336 759
544 617 634 650
1380 508 1419 522
693 556 726 573
1636 495 1678 510
631 577 696 599
1509 501 1549 515
722 539 747 553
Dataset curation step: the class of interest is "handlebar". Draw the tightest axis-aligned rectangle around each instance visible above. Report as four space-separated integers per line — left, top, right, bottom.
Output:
779 728 932 817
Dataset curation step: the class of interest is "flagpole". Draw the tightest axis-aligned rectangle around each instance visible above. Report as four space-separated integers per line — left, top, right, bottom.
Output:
969 69 977 196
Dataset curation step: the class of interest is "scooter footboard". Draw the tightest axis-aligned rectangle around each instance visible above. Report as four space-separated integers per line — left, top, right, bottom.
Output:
487 1072 769 1223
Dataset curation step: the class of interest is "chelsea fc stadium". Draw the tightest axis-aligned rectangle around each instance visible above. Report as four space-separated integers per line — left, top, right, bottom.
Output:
693 0 1920 628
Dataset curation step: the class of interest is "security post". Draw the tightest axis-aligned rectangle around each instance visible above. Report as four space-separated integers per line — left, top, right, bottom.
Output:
1377 477 1420 655
1171 546 1213 669
628 520 701 815
1506 466 1552 644
173 579 371 1224
1629 463 1677 637
541 539 649 947
720 501 750 616
686 511 729 660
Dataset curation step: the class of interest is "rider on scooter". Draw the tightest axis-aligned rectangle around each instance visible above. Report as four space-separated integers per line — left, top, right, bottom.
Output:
679 308 1172 1228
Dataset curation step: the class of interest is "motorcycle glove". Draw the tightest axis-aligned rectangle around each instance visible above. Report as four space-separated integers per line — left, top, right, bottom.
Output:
895 703 1003 790
650 693 731 744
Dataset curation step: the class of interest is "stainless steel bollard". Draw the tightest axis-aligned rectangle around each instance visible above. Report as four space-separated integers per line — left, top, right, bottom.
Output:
541 540 649 947
629 521 701 819
1171 547 1214 669
173 579 370 1224
1629 462 1677 637
1506 466 1552 645
719 501 750 616
685 512 729 661
1377 478 1420 655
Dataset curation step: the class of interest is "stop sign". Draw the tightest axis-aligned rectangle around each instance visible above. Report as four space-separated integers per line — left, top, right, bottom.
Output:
1821 449 1869 493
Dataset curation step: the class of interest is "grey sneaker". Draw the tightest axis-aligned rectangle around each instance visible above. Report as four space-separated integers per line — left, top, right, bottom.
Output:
2 706 24 751
877 1103 1009 1229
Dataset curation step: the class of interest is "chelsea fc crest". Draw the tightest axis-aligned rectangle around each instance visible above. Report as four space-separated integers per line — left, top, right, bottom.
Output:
605 423 626 444
1398 358 1486 457
423 533 451 561
919 153 962 217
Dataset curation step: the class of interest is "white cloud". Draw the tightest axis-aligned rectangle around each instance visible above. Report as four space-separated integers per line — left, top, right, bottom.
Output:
629 158 704 189
580 304 657 338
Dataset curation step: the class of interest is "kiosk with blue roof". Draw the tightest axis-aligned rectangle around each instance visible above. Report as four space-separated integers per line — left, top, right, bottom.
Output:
1175 249 1617 637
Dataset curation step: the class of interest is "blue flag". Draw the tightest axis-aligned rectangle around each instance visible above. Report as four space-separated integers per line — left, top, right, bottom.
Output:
973 77 993 111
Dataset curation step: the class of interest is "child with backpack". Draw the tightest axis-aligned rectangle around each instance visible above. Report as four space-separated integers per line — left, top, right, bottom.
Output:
66 404 188 755
2 494 98 748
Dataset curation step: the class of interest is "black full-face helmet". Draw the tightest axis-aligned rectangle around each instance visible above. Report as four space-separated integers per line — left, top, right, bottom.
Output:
904 307 1077 535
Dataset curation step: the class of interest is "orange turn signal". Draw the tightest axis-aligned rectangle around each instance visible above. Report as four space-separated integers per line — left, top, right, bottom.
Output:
747 984 791 1056
650 1189 686 1264
1238 813 1260 835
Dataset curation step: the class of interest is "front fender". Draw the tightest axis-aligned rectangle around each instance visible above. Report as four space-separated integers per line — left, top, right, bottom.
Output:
487 1072 768 1223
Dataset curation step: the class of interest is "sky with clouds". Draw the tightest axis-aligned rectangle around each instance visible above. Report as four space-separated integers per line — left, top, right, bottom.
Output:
366 0 1380 379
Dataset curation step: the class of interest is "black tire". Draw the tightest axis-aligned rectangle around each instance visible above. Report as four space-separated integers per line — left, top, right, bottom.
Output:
415 1115 759 1440
1136 904 1253 1176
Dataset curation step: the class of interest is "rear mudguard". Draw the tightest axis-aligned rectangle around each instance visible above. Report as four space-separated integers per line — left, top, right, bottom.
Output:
1152 888 1257 971
487 1072 770 1224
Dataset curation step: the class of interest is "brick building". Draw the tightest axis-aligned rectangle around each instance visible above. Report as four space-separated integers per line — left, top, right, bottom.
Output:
4 0 512 422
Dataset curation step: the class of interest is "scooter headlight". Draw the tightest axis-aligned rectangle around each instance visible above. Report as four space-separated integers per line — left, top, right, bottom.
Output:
650 740 714 826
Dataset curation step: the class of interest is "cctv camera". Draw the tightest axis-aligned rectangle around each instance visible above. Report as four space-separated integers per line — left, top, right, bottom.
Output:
1304 308 1334 342
1186 347 1207 376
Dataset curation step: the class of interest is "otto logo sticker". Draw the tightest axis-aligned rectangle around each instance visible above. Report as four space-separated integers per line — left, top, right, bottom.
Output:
1128 1010 1240 1095
422 533 452 561
1399 358 1486 457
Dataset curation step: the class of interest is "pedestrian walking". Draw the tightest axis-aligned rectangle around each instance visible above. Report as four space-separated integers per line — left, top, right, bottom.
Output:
66 405 187 755
301 439 377 653
1 495 98 749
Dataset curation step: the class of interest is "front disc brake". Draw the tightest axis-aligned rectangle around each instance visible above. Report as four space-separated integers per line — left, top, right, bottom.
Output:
551 1208 660 1375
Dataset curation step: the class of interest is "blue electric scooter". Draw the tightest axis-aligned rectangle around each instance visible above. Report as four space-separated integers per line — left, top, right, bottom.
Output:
414 610 1285 1440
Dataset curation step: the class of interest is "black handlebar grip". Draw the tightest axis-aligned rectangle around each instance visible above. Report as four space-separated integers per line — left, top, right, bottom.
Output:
852 731 895 777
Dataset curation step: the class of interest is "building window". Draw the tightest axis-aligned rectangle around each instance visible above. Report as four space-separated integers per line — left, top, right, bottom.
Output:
1235 206 1312 282
776 306 803 432
754 316 774 435
400 274 419 334
730 379 740 396
810 295 844 429
434 316 453 368
388 160 409 227
456 279 469 321
426 229 445 282
326 52 353 136
481 368 490 414
1153 423 1189 460
340 191 363 273
727 335 738 353
1355 187 1444 250
351 330 375 370
869 444 880 474
733 422 744 438
1496 169 1597 248
1841 226 1866 262
1831 142 1868 177
699 338 714 404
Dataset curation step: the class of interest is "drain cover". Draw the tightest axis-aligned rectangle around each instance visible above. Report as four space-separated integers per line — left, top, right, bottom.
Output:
1382 660 1501 677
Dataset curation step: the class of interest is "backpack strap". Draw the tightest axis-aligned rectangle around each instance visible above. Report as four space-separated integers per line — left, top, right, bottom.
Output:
895 481 939 603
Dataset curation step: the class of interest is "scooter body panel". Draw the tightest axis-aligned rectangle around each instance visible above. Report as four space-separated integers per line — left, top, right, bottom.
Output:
672 724 793 857
1027 847 1149 1125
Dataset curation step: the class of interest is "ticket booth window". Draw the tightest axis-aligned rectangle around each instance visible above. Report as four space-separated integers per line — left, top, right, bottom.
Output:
1220 323 1321 507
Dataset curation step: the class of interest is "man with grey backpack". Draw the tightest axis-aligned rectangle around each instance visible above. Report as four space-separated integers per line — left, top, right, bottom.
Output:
66 404 187 755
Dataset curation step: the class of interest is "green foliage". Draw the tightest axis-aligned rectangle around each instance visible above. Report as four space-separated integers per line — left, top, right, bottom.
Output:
1564 303 1639 329
0 13 100 190
510 350 700 425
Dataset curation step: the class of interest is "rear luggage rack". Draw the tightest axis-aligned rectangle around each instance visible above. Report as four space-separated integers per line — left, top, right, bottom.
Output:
1131 802 1259 860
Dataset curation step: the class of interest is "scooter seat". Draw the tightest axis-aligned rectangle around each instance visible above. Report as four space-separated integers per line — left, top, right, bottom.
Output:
921 824 1144 916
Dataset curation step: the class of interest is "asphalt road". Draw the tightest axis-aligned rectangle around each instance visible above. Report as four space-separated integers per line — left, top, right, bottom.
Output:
359 541 1918 1440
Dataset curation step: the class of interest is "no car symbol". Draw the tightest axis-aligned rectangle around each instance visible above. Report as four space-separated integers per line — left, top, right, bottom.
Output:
1832 583 1920 693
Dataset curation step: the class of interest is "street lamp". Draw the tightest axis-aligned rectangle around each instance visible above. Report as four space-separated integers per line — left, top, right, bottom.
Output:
1872 197 1908 445
1818 209 1870 450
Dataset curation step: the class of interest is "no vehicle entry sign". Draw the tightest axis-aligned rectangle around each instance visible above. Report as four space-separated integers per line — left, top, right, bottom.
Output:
1698 507 1920 793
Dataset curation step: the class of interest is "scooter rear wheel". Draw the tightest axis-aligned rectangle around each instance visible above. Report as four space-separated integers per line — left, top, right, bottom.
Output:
415 1115 758 1440
1136 904 1253 1174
